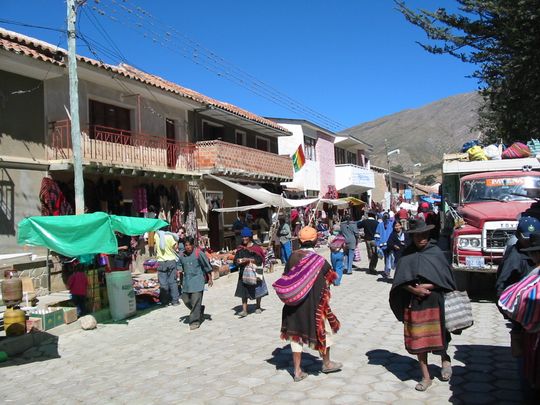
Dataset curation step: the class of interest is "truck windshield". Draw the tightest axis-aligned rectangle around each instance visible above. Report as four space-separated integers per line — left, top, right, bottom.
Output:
461 177 535 203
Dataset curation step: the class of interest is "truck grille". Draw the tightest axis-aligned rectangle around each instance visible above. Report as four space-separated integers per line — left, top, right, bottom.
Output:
486 229 515 249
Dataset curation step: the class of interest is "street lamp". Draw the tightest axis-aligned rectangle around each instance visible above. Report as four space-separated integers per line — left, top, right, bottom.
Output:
385 139 400 209
412 163 422 203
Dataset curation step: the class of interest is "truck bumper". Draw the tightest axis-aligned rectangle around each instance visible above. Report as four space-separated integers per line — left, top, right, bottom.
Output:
452 263 497 274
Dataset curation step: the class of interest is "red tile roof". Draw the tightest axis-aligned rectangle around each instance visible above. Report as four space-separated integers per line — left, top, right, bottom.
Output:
0 28 290 134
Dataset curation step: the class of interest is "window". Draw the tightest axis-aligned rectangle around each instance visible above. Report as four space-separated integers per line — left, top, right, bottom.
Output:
256 136 270 152
235 130 246 146
89 99 131 137
304 136 317 161
334 147 346 164
347 151 357 165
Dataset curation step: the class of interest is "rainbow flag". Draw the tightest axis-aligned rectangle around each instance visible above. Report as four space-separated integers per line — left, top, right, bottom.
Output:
292 144 306 172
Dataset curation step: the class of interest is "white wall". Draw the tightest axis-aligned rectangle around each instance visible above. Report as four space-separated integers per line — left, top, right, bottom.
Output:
277 123 320 192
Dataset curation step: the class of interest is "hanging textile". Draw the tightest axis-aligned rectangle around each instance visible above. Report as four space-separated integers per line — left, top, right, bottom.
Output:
39 177 73 216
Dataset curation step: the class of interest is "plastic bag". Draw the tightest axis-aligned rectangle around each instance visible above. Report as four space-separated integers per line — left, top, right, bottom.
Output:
483 144 501 160
467 145 487 161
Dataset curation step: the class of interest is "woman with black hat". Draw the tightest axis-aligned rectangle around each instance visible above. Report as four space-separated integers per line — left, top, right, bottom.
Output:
389 218 457 391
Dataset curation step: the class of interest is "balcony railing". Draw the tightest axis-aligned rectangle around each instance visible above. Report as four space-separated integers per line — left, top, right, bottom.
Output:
335 164 375 191
196 140 293 180
48 120 198 172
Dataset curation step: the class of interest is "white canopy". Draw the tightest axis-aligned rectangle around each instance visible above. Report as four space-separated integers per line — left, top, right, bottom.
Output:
208 174 318 208
212 203 270 213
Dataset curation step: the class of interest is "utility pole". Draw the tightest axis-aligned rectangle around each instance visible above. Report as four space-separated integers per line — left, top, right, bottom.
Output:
67 0 85 214
412 162 422 204
385 139 392 209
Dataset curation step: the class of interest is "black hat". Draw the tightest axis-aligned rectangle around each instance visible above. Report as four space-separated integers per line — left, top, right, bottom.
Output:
406 218 435 234
521 232 540 252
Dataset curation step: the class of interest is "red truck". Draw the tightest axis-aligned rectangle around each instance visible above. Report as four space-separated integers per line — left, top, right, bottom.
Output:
441 157 540 278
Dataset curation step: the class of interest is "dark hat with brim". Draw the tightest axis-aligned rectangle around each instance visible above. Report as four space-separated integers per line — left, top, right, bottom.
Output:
406 218 435 234
521 232 540 252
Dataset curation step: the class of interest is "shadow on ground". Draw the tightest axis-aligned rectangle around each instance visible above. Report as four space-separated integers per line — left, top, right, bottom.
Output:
449 344 523 404
266 345 323 378
0 333 60 368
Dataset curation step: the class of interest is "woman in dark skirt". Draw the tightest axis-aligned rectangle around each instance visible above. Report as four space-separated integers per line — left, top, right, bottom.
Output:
389 218 456 392
234 227 268 317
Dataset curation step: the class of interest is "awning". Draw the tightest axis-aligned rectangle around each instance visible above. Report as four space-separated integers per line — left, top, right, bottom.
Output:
213 203 270 213
18 212 168 257
208 174 318 208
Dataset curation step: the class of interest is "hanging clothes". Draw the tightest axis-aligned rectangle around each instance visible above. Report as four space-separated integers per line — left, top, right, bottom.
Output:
39 177 73 216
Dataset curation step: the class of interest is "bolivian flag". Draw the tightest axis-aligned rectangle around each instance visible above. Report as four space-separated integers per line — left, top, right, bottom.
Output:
292 144 306 172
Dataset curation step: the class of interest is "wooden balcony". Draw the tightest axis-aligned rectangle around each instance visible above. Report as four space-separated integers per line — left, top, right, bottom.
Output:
196 140 293 181
48 120 198 174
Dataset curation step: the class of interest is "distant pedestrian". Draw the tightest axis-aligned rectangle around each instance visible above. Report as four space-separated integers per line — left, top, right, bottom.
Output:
389 218 457 392
277 215 293 264
68 264 88 317
375 213 393 278
234 228 268 317
177 237 213 330
387 220 410 275
398 206 409 230
358 211 379 274
328 225 346 286
340 214 359 275
277 226 342 382
155 228 180 306
232 213 248 247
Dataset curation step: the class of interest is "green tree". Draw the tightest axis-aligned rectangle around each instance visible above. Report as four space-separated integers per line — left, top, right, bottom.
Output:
391 164 405 173
420 174 437 185
396 0 540 144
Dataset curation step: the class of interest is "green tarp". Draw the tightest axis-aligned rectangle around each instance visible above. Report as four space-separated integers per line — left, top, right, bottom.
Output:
18 212 168 257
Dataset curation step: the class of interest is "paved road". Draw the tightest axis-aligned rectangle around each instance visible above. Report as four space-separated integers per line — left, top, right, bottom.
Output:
1 246 522 404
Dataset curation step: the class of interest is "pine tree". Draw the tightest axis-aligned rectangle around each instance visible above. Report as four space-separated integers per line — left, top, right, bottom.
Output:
396 0 540 144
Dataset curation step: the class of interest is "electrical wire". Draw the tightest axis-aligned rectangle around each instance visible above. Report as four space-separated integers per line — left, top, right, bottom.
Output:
88 0 344 131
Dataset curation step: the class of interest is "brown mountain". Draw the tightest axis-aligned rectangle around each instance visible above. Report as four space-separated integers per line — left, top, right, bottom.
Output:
341 92 483 181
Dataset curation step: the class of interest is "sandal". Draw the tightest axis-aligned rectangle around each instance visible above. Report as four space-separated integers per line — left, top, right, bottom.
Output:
441 362 452 381
415 379 432 391
293 371 308 382
238 311 248 318
322 361 343 374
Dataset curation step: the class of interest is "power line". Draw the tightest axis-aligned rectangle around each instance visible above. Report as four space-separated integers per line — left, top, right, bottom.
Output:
0 18 66 34
88 0 344 131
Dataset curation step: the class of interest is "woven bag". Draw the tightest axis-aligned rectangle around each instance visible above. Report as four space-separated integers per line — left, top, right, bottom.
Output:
444 290 474 332
241 263 258 286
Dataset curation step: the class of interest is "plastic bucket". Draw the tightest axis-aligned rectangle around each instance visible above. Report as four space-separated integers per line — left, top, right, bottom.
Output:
105 271 136 321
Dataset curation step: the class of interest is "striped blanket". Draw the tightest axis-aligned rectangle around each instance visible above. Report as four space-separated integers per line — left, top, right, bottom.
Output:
403 293 445 354
499 273 540 333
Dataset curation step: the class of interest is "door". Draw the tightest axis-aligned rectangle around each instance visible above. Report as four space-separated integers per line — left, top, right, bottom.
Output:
166 118 176 168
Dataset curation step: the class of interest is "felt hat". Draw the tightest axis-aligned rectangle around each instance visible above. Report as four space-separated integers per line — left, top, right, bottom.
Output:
298 226 318 242
406 218 435 234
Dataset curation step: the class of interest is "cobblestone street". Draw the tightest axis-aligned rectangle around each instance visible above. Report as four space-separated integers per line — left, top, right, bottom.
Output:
1 246 521 404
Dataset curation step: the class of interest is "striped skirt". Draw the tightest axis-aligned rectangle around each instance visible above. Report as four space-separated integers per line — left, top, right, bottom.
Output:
404 291 445 354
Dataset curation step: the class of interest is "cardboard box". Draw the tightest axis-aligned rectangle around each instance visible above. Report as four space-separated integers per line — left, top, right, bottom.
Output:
27 310 57 330
59 307 77 324
26 317 43 332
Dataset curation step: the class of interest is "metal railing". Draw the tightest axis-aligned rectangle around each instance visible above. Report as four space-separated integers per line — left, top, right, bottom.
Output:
49 120 198 172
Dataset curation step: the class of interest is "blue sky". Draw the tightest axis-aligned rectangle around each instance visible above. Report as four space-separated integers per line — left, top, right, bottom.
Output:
1 0 477 131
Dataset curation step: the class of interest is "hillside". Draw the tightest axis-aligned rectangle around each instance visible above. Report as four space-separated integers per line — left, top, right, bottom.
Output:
342 92 483 181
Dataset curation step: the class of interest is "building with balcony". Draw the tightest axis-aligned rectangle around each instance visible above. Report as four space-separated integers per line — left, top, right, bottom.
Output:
0 28 292 255
333 135 374 202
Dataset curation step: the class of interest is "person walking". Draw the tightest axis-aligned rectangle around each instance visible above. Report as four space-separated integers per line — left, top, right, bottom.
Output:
387 220 410 276
277 226 342 382
177 237 213 330
328 225 346 286
389 218 457 392
340 214 359 275
358 211 379 274
398 206 409 230
155 228 180 306
277 215 293 264
375 213 394 278
234 228 268 317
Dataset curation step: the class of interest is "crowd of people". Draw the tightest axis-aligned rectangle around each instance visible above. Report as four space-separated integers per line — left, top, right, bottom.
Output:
64 198 538 397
